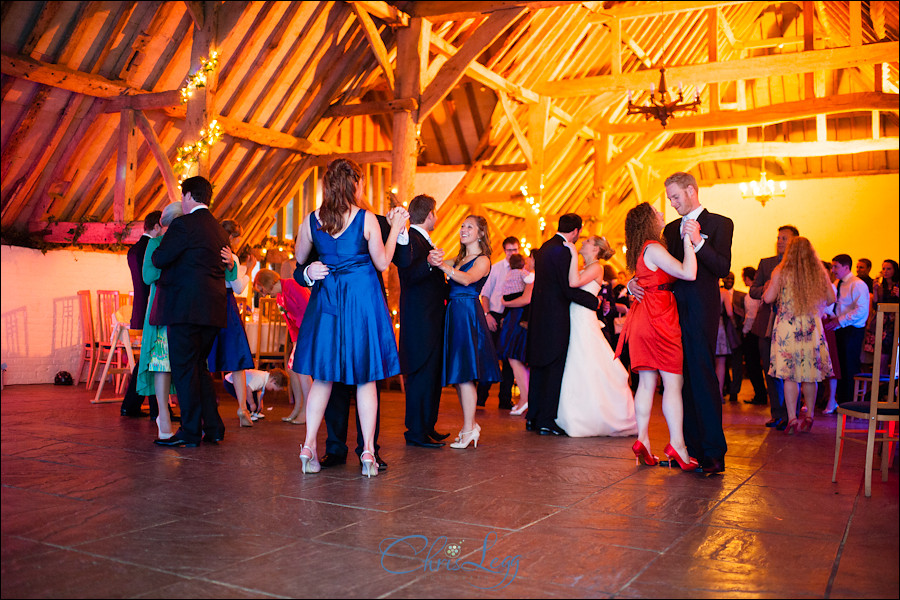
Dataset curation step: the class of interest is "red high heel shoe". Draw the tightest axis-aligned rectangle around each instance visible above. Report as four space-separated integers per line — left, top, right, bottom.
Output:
784 418 800 435
663 444 700 471
632 440 659 466
799 416 814 433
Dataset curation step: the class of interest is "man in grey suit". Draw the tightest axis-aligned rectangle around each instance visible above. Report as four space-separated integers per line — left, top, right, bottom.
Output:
749 225 798 430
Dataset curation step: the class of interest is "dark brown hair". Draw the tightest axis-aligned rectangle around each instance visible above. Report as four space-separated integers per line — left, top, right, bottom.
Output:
508 253 525 270
624 202 665 274
221 219 243 238
408 194 436 225
268 368 289 388
320 159 363 235
453 215 492 267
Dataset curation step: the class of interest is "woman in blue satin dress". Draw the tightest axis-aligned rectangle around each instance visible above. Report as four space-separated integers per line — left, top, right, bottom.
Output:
430 215 501 450
293 158 408 477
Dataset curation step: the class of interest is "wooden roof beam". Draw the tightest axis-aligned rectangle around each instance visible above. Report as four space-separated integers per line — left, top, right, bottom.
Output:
597 93 899 134
408 1 578 21
418 8 525 122
535 41 900 97
350 3 395 90
323 97 417 118
588 1 749 22
653 138 900 166
349 1 409 26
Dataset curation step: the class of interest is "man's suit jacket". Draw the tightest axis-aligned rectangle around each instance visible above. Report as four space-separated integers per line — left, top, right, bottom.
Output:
526 234 599 367
396 228 448 374
748 255 781 338
663 210 734 341
149 208 230 328
127 235 152 329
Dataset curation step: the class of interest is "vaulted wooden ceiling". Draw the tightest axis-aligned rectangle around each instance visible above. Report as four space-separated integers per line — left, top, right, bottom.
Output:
1 1 898 260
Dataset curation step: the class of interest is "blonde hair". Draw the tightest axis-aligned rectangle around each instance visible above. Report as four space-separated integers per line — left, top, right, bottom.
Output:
585 235 615 261
778 237 833 316
160 202 183 227
253 268 281 295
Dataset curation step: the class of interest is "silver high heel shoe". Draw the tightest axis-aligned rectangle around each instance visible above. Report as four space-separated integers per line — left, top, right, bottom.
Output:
509 403 528 416
299 445 320 474
450 424 480 449
156 417 174 440
360 450 378 478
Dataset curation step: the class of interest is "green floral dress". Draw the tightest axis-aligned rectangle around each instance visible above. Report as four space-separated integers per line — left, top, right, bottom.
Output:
769 285 833 383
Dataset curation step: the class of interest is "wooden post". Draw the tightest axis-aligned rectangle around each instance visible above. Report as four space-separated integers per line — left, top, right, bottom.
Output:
186 1 217 179
803 1 815 100
591 134 608 235
391 17 428 206
113 109 137 222
528 95 549 243
707 8 719 112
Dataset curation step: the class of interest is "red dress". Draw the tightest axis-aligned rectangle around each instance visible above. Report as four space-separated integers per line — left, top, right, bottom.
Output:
615 241 683 374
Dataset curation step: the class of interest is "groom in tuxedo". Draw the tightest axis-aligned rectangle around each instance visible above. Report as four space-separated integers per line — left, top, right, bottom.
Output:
661 172 733 473
399 195 450 447
526 214 600 435
150 176 229 447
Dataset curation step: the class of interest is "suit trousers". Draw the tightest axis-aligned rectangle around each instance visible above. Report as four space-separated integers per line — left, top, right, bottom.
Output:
167 323 224 443
527 353 567 429
835 325 865 404
759 335 786 420
404 345 444 443
476 311 514 407
324 382 381 458
740 332 768 400
681 323 728 463
120 362 158 417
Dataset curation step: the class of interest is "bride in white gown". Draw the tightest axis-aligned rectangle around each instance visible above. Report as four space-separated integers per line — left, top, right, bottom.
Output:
556 236 637 437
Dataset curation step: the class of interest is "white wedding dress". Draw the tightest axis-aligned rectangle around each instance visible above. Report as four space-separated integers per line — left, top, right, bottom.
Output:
556 279 638 437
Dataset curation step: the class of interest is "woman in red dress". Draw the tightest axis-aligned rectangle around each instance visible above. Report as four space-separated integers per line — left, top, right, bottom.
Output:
616 202 698 470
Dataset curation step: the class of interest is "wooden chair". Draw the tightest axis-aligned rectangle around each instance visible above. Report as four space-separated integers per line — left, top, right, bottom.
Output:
88 290 122 388
75 290 98 387
832 303 899 497
254 297 287 369
92 305 140 403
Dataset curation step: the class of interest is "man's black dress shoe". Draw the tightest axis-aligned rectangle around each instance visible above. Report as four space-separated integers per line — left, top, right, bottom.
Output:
121 409 149 418
498 402 514 410
428 430 451 442
319 453 347 468
538 425 566 436
525 420 535 431
766 417 788 430
375 454 387 471
745 397 768 405
154 436 199 448
406 439 445 448
701 458 726 474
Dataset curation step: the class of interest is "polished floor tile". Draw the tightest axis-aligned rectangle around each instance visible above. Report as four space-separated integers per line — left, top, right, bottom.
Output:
1 382 897 598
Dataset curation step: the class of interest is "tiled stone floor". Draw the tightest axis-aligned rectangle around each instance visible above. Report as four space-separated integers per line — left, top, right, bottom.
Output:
1 381 897 598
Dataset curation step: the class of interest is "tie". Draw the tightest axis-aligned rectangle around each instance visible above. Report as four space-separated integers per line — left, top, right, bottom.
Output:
836 279 843 302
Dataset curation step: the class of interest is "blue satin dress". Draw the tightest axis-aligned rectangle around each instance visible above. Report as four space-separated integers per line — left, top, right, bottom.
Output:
442 259 502 386
293 209 401 385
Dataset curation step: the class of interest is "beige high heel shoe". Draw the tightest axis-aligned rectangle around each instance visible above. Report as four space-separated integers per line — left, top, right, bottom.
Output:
360 450 378 478
450 424 480 449
155 417 174 440
238 408 253 427
299 445 320 473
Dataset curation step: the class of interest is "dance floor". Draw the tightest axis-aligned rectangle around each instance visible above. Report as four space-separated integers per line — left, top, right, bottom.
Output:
1 381 897 599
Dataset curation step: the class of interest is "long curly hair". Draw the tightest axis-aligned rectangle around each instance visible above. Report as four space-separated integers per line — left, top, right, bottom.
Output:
320 159 363 235
624 202 665 274
453 215 492 267
778 236 832 316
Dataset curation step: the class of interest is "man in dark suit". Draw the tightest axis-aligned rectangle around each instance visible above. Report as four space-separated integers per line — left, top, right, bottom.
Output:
294 207 409 468
526 214 600 436
398 195 449 448
150 176 229 447
749 225 798 429
661 172 733 474
120 211 161 418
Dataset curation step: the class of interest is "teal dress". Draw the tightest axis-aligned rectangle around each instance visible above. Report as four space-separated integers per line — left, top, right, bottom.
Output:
136 236 174 397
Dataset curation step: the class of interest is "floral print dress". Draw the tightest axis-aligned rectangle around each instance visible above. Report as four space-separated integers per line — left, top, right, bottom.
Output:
769 284 834 382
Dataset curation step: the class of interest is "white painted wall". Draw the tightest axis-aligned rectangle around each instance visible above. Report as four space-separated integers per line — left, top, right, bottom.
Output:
1 245 133 384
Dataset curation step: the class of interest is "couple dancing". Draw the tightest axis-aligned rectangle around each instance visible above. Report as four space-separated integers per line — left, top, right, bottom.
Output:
526 214 637 438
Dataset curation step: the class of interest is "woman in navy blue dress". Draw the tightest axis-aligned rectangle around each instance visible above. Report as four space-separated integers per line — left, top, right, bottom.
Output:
430 215 500 449
293 158 408 477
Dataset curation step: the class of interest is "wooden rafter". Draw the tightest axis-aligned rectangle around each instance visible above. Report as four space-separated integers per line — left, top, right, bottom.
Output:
534 41 900 97
653 138 900 167
350 3 395 90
